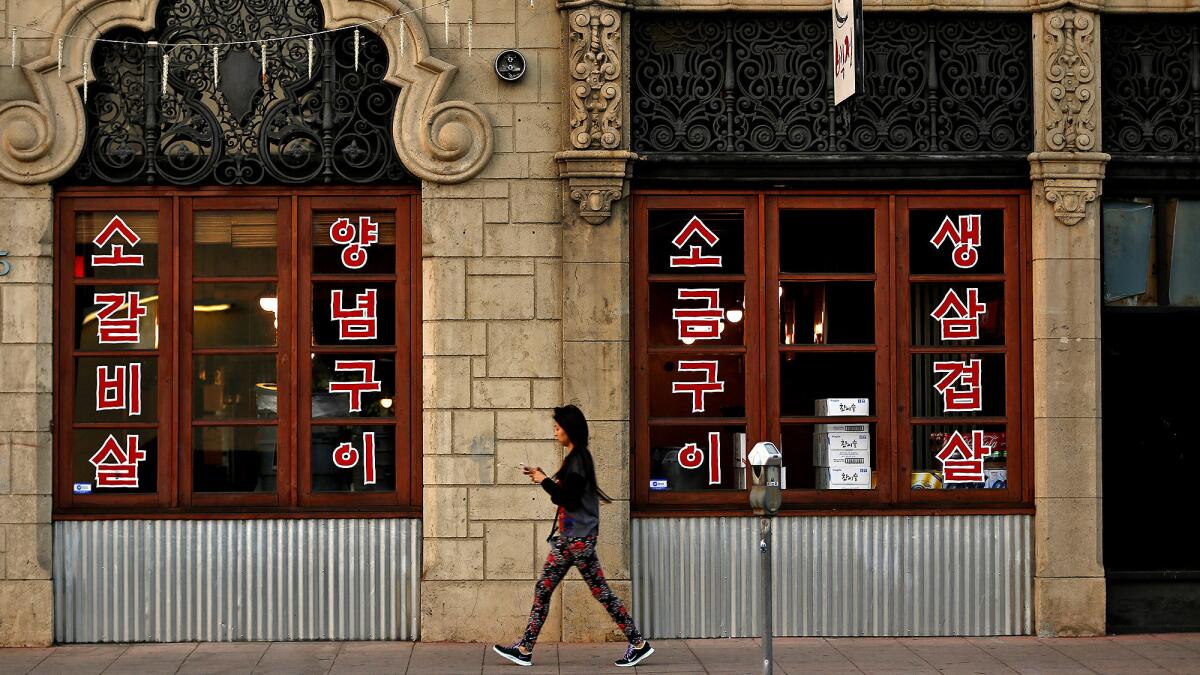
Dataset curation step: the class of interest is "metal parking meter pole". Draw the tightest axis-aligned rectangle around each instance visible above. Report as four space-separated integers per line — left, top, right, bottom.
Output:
748 442 782 675
759 515 773 675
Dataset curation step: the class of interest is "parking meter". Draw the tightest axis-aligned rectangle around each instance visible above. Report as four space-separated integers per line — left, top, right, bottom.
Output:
748 442 782 675
748 442 782 516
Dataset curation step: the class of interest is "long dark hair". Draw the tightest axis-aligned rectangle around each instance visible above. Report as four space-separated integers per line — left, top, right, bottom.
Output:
552 405 612 504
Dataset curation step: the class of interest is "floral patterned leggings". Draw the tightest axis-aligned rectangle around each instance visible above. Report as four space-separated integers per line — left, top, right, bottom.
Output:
520 534 643 651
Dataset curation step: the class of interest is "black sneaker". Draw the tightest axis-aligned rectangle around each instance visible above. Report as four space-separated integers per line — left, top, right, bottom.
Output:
493 642 533 667
614 640 654 667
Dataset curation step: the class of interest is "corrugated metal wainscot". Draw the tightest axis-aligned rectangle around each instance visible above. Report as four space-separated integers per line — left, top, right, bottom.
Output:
53 519 421 642
631 515 1032 638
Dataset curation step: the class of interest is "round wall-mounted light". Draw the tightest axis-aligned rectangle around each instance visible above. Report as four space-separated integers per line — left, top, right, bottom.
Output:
495 50 527 82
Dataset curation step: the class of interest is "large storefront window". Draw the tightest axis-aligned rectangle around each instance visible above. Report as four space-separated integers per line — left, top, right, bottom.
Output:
55 189 420 515
633 192 1029 511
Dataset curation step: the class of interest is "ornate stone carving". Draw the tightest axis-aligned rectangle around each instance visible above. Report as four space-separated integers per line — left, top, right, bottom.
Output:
565 2 624 150
1029 151 1108 227
0 0 492 185
1043 8 1098 152
1043 180 1098 226
557 150 634 225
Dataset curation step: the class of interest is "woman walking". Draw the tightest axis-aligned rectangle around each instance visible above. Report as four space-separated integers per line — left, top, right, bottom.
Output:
493 405 654 668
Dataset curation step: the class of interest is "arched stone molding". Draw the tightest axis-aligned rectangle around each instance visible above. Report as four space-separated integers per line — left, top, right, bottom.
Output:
0 0 492 184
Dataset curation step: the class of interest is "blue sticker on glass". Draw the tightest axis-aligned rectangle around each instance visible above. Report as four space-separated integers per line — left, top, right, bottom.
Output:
649 479 668 491
73 482 93 494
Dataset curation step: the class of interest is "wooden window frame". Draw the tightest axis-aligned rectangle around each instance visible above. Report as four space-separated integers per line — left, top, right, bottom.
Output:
54 186 422 519
632 189 1033 516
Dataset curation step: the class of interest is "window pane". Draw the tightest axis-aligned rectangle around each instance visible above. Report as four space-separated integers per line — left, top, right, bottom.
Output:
648 426 746 491
75 357 158 422
779 282 874 345
312 354 396 418
779 209 874 274
193 426 278 492
74 211 159 280
311 425 396 492
74 284 159 351
1167 199 1200 306
312 211 397 275
1102 200 1155 305
193 355 278 420
648 354 746 419
910 353 1006 418
648 210 745 275
71 428 158 494
910 282 1004 346
781 423 875 491
911 424 1007 490
909 209 1004 275
648 282 745 347
193 210 277 277
779 352 875 417
312 282 396 346
192 282 278 347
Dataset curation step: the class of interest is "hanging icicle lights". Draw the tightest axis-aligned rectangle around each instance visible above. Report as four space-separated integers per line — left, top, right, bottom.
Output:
0 0 466 86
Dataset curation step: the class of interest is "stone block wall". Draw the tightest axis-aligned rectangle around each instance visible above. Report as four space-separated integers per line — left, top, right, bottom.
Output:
0 182 54 647
418 0 632 643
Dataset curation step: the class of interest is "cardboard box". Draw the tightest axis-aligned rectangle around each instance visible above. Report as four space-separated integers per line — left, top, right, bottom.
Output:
815 423 869 434
813 447 871 468
816 466 871 489
815 398 869 416
813 431 871 452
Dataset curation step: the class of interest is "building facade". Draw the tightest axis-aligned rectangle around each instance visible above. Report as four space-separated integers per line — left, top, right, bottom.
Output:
0 0 1195 646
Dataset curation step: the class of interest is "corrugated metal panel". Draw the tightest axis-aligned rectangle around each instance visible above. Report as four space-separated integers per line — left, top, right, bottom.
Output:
632 515 1031 638
54 518 421 643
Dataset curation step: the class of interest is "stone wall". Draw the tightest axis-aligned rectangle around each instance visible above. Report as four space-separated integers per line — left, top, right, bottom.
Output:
0 182 54 647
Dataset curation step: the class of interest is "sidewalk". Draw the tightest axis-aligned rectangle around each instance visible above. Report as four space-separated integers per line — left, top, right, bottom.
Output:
1 635 1198 674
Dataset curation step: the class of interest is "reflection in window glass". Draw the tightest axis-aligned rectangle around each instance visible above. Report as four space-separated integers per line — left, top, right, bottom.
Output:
192 282 278 347
193 355 278 420
780 282 874 345
71 428 158 493
908 209 1004 275
74 284 159 351
647 210 745 275
311 425 396 492
1168 199 1200 306
648 426 745 491
74 211 159 280
910 353 1006 418
911 424 1007 490
75 357 158 422
781 423 876 491
1102 200 1155 305
647 354 746 419
312 282 396 346
779 352 875 417
779 210 874 274
312 211 397 275
911 282 1005 347
648 282 745 347
192 426 277 492
312 354 396 418
193 210 277 277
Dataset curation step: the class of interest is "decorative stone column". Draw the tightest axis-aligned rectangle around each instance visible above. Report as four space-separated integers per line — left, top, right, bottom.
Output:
555 0 634 642
1028 2 1108 637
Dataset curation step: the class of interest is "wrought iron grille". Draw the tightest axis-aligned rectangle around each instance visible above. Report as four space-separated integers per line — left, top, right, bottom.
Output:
631 13 1032 157
68 0 408 186
1102 16 1200 156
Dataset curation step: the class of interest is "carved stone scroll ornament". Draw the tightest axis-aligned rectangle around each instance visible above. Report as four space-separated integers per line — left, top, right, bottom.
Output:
563 0 627 151
1029 151 1107 227
1043 8 1097 153
0 0 492 185
1044 180 1098 226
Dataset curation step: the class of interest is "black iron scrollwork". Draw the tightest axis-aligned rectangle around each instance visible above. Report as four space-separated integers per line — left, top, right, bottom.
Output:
68 0 408 186
631 13 1032 156
1102 16 1199 156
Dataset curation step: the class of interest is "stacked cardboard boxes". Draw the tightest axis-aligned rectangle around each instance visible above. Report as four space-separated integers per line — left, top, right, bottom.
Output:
813 399 871 489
